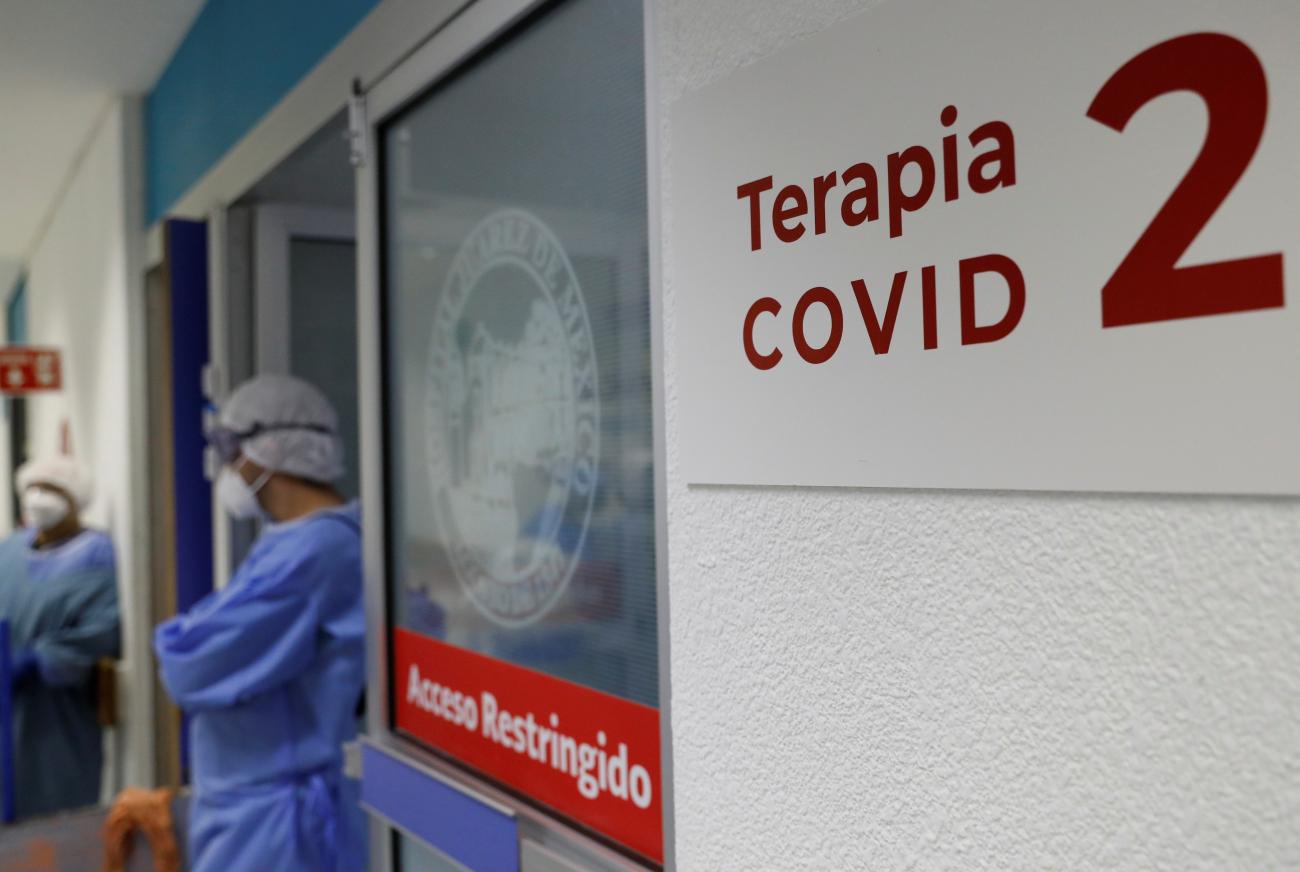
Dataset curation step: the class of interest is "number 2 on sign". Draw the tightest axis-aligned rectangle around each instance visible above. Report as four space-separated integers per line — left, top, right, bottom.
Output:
1088 32 1284 328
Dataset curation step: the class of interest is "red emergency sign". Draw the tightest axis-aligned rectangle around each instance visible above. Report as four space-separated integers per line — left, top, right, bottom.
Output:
0 347 62 394
393 629 663 864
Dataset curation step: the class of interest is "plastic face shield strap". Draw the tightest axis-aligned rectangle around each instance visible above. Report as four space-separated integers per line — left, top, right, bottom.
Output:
206 423 335 466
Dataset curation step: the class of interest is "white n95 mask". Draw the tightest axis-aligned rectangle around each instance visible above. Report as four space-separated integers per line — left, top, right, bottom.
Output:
22 488 70 531
216 462 271 521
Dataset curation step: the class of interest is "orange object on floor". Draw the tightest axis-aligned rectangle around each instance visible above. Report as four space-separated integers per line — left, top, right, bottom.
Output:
0 838 56 872
101 787 180 872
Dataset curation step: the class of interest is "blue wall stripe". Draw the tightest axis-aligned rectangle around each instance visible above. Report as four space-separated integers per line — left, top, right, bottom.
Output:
166 219 213 617
167 218 212 781
5 276 27 425
167 218 213 619
361 745 520 872
145 0 379 224
6 277 26 344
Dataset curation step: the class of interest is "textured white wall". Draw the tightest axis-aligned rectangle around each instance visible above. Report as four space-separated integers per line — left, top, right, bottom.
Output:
656 3 1300 869
23 99 151 794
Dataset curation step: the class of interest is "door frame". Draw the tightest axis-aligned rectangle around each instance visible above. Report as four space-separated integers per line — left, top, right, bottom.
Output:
355 0 672 868
207 204 357 589
254 205 356 374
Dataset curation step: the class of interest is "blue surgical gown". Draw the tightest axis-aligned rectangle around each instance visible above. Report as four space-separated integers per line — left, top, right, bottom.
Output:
154 503 366 872
0 528 120 818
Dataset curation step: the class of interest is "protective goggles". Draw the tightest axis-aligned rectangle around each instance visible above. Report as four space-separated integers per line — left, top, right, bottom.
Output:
206 421 334 465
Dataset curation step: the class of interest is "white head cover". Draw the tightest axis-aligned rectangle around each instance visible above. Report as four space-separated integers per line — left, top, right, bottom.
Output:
220 374 345 483
16 456 94 509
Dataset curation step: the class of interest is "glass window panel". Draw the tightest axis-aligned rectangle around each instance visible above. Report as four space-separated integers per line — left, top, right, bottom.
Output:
290 237 360 500
381 0 655 713
397 833 469 872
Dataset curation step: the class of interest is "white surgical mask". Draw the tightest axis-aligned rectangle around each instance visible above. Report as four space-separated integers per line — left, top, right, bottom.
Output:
216 460 271 521
22 488 70 531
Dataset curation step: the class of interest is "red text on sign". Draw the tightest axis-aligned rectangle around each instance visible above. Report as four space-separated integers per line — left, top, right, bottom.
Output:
393 629 663 864
736 106 1016 250
1088 32 1283 327
742 254 1025 369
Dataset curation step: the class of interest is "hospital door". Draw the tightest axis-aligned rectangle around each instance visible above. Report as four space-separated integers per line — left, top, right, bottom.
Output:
355 0 669 870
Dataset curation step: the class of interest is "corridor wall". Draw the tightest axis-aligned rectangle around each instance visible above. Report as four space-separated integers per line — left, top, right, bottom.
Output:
21 98 151 792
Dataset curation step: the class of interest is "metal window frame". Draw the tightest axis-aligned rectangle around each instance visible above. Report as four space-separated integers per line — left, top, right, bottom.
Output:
355 0 673 868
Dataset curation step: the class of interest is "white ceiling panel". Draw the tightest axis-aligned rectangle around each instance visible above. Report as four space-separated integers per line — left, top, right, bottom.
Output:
0 0 206 262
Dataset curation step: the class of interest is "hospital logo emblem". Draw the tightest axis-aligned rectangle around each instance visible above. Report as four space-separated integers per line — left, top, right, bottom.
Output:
426 209 599 626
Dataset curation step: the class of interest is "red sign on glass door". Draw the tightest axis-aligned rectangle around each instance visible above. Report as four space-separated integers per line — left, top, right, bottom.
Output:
393 629 664 864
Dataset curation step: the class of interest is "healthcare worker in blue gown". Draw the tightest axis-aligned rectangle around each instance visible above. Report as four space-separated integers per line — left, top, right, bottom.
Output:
154 375 365 871
0 457 120 819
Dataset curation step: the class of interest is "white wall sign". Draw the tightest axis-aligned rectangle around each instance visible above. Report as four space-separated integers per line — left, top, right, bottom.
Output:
671 0 1300 494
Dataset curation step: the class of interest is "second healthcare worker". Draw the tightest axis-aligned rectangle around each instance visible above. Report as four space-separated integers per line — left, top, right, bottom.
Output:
0 457 119 818
154 375 365 871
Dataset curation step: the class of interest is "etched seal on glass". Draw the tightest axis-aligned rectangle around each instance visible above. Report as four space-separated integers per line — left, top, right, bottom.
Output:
426 209 599 626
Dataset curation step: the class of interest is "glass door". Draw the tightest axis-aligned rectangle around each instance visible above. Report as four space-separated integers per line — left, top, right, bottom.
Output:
357 0 667 869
